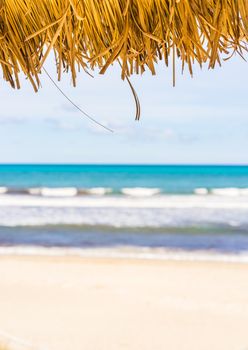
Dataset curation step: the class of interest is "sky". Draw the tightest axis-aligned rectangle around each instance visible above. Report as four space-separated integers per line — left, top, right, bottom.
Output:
0 54 247 164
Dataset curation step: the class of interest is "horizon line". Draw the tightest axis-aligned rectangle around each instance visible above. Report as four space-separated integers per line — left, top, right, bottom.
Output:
0 163 248 166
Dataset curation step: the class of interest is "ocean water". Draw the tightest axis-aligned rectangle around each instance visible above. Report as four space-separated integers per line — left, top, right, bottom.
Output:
1 164 248 258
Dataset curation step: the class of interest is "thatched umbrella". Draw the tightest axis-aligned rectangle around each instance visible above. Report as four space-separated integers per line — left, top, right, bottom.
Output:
1 0 247 120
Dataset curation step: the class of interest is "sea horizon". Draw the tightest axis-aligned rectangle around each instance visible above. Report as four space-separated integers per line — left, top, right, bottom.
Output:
1 163 248 166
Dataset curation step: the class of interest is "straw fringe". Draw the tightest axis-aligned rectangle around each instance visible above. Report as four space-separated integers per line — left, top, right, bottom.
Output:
0 0 247 90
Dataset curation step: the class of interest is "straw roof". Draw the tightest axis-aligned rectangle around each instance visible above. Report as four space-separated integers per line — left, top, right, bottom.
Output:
1 0 248 92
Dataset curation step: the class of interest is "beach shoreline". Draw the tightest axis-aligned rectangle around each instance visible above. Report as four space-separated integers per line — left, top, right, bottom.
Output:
1 245 248 264
1 254 248 350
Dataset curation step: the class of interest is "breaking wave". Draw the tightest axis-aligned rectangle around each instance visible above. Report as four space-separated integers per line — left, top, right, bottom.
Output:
121 187 160 196
0 186 161 197
194 187 248 196
1 186 248 198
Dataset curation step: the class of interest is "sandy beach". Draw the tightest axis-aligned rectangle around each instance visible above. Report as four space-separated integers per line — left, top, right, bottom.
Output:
0 255 248 350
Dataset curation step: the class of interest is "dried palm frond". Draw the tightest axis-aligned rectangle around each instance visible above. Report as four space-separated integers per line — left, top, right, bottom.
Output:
0 0 247 92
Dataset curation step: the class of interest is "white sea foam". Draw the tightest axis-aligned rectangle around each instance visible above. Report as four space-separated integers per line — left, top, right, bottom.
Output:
84 187 112 195
211 188 248 196
0 187 7 194
121 187 160 197
40 187 78 197
3 186 248 199
28 187 78 197
194 188 209 195
1 188 248 228
1 192 248 228
1 246 248 264
193 187 248 197
28 188 42 195
1 193 248 209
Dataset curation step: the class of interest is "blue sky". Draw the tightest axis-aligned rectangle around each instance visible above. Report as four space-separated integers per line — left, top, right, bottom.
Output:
0 54 247 164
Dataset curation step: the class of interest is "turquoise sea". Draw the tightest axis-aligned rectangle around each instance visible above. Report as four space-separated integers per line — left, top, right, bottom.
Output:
0 164 248 257
1 164 248 192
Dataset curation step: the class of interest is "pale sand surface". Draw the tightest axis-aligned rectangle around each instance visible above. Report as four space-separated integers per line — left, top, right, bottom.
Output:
0 255 248 350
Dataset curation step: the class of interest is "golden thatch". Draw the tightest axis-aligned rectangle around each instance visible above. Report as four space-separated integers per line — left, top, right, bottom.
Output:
0 0 248 92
